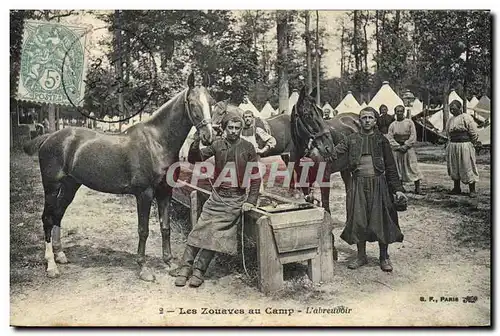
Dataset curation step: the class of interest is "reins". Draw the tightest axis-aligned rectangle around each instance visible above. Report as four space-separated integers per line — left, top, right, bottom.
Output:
184 88 213 131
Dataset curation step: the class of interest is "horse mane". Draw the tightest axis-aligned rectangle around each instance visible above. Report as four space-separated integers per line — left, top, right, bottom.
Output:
145 88 188 125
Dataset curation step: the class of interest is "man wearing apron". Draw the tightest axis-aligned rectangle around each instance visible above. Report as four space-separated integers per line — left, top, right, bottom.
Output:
241 110 276 192
173 111 261 287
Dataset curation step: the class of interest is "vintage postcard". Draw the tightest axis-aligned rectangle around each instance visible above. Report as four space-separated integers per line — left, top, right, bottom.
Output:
9 9 491 327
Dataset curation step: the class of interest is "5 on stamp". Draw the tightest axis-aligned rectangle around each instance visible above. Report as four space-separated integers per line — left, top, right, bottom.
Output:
17 20 90 107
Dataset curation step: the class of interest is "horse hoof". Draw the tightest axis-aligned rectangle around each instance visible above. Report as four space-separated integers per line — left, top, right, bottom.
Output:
55 251 68 264
47 268 60 278
163 255 173 266
139 268 156 282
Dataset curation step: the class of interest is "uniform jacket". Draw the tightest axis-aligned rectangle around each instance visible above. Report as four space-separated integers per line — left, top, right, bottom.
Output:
188 138 261 205
330 130 404 194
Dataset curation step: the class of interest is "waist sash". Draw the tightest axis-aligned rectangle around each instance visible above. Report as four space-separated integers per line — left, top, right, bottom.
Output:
449 131 471 143
393 134 410 145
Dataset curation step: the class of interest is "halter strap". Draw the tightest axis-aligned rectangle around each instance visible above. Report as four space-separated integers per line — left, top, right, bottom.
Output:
184 89 212 130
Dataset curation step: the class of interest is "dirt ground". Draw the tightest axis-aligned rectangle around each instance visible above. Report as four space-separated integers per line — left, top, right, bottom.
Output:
10 146 491 327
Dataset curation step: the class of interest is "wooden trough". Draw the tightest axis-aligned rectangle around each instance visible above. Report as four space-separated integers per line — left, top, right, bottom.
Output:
172 163 335 294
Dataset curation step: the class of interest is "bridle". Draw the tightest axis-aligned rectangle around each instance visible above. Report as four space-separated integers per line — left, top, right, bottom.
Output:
184 88 212 131
293 103 332 154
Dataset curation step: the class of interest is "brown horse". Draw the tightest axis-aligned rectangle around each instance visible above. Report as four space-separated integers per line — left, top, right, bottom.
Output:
292 86 360 214
23 72 215 281
212 101 295 156
211 100 315 195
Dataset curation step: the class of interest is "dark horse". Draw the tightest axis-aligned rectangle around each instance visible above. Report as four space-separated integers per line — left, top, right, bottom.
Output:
211 100 296 157
211 100 314 194
23 72 215 281
291 87 360 214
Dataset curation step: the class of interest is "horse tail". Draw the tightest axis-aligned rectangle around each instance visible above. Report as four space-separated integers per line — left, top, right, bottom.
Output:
23 133 51 156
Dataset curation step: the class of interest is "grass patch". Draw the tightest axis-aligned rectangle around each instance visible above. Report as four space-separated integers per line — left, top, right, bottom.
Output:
411 186 491 249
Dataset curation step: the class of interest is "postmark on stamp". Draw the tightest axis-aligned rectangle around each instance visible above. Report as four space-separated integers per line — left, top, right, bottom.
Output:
17 20 90 107
63 26 158 123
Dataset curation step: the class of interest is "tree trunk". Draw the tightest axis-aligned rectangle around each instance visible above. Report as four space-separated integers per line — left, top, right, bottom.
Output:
48 104 55 133
304 11 313 93
375 10 380 71
443 80 450 129
395 10 401 32
55 106 60 130
115 10 124 132
340 25 345 78
340 25 345 98
380 10 386 56
363 11 369 72
253 11 258 53
277 11 289 114
353 10 360 72
315 10 321 105
463 26 470 114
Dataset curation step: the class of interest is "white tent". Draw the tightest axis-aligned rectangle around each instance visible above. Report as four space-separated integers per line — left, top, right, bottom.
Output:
468 96 479 109
477 125 491 146
239 98 260 116
368 81 404 115
448 89 463 105
473 95 491 121
360 102 367 108
335 91 361 114
141 112 152 121
260 101 275 119
322 103 334 118
428 110 444 132
179 127 197 161
288 90 299 114
410 98 424 116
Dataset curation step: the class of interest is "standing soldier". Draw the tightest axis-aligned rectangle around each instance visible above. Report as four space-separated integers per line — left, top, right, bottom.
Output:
172 111 261 287
445 100 480 197
387 105 424 194
241 110 276 157
327 107 407 272
377 104 395 135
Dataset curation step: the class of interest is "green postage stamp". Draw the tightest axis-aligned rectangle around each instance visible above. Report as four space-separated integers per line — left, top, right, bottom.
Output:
17 20 90 106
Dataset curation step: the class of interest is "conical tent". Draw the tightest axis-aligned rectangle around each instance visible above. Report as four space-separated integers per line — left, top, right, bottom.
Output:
410 98 423 116
468 96 479 109
322 103 334 118
288 90 299 114
368 81 404 115
335 91 361 114
260 101 275 119
477 125 491 146
179 127 197 160
448 89 463 105
238 98 260 116
473 96 491 120
428 110 444 132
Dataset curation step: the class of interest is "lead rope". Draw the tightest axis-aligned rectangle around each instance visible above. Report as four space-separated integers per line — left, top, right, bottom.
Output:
202 144 251 279
241 209 250 278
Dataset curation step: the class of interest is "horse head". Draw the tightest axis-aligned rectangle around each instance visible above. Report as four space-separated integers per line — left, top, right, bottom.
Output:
211 99 231 137
186 72 215 146
211 100 247 138
293 86 335 160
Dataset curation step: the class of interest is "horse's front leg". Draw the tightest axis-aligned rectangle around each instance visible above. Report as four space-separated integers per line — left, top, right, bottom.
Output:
155 181 173 267
319 165 332 214
136 188 155 282
340 169 352 224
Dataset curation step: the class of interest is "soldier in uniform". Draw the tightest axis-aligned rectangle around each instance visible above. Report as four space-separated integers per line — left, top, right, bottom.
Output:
327 107 407 272
173 111 261 287
377 104 395 135
241 110 276 157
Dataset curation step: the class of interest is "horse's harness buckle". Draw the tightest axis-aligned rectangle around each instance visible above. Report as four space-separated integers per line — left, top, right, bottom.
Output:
184 95 212 132
196 118 212 129
312 128 330 141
